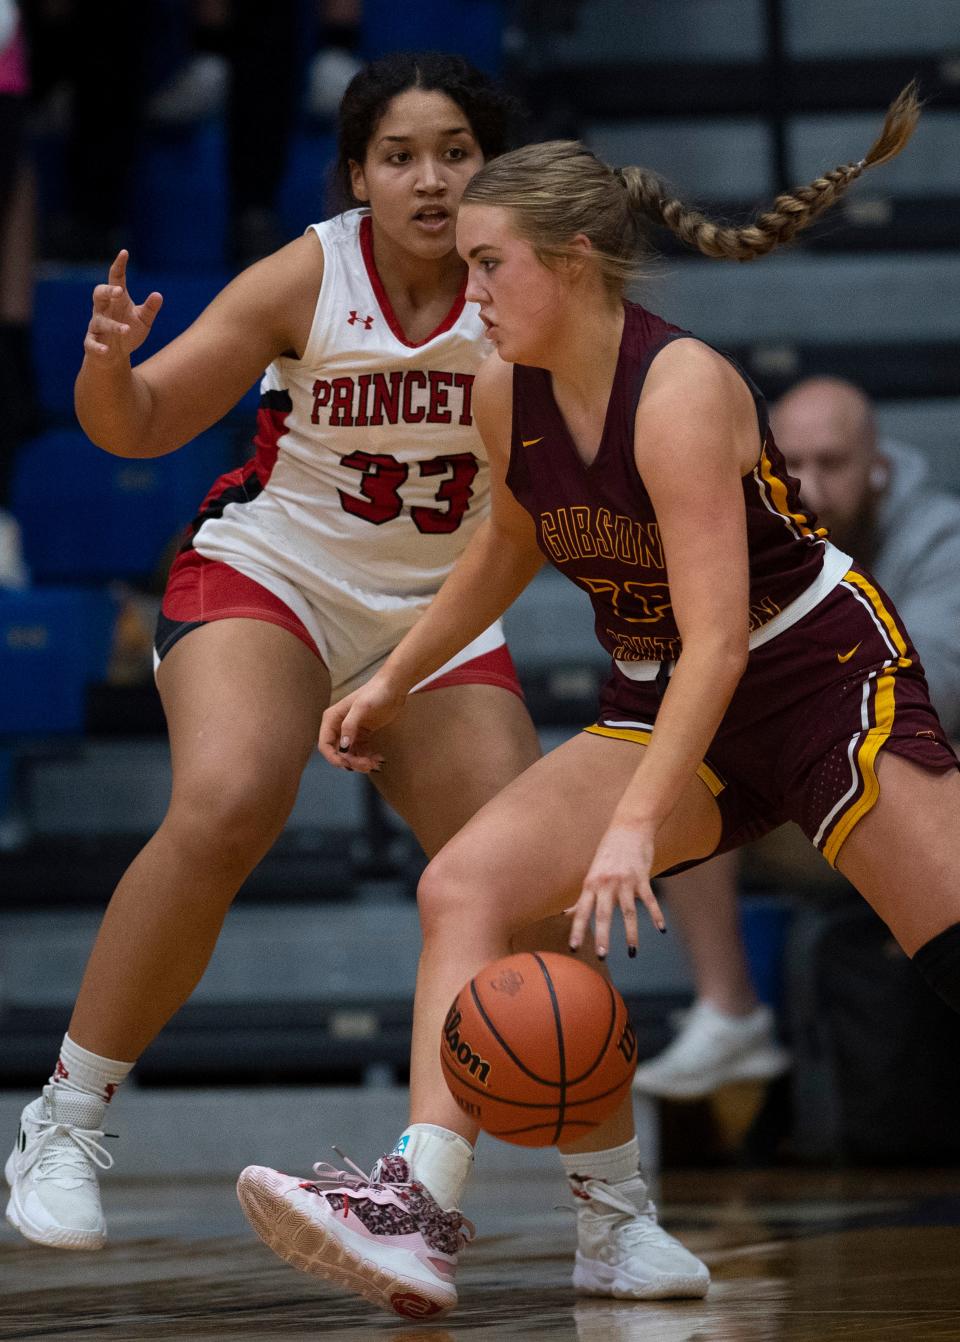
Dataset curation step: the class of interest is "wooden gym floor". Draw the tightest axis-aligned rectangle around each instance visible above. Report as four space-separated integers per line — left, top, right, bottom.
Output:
3 1164 960 1340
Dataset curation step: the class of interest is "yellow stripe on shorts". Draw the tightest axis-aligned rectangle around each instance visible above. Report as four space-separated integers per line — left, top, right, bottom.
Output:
584 723 725 797
843 569 912 668
822 667 898 867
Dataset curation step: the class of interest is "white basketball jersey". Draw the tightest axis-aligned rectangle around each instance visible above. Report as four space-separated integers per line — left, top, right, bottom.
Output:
190 209 496 687
187 209 502 692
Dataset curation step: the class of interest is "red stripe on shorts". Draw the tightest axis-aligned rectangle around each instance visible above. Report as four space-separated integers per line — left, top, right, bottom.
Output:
415 643 524 700
159 549 320 661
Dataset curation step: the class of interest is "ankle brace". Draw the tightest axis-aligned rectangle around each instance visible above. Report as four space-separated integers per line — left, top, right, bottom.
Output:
392 1124 474 1211
912 923 960 1015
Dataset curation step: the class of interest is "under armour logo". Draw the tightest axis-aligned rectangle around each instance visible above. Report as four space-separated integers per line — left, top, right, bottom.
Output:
348 310 374 330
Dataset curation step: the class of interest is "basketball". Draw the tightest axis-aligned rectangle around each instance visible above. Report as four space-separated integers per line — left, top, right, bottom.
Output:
440 951 638 1147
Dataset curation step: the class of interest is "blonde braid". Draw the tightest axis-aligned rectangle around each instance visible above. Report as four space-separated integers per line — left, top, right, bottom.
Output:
623 81 921 262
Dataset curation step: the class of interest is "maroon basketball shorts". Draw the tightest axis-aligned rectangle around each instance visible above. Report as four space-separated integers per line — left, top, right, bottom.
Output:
590 566 958 870
156 547 523 701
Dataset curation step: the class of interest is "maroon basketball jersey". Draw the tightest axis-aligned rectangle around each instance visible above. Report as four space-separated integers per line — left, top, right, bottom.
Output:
507 301 827 664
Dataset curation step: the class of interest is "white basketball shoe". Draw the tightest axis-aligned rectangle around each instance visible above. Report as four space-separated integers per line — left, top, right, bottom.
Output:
237 1153 473 1321
632 999 791 1100
5 1085 113 1249
572 1172 710 1299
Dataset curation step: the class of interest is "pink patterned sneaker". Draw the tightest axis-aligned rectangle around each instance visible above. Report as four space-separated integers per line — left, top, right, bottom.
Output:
236 1154 473 1320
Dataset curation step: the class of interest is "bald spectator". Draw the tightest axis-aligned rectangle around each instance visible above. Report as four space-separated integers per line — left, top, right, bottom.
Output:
633 377 960 1101
772 378 960 733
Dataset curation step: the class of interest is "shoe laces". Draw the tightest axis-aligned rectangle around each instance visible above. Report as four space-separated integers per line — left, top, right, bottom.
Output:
26 1118 114 1185
562 1176 666 1249
303 1149 475 1248
306 1149 406 1205
577 1177 657 1221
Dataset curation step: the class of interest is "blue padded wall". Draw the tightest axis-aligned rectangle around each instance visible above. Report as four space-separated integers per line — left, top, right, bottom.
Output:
0 587 117 736
12 428 236 584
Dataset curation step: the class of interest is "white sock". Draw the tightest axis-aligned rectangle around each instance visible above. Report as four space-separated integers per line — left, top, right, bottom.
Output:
392 1123 474 1211
49 1033 134 1104
559 1136 641 1188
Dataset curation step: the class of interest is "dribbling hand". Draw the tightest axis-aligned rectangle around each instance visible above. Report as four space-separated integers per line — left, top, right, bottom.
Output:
318 676 407 772
83 251 163 364
567 818 666 959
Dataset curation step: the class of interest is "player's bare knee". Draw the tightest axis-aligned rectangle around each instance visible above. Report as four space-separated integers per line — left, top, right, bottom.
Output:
417 845 491 938
165 769 298 865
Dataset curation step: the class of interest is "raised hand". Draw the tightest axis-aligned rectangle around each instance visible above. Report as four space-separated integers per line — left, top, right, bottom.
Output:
83 250 164 365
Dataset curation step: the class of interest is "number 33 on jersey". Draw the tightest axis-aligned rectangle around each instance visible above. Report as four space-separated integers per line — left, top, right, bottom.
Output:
188 209 493 604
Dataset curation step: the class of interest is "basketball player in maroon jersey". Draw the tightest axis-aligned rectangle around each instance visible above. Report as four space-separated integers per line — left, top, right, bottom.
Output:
274 82 960 1313
6 51 707 1315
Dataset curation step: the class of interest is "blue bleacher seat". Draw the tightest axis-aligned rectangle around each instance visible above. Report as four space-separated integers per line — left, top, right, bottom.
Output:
278 131 338 240
11 427 236 584
360 0 505 74
130 124 229 273
0 587 117 736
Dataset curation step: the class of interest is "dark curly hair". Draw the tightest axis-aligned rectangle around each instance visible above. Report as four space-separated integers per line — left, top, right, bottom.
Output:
335 51 516 205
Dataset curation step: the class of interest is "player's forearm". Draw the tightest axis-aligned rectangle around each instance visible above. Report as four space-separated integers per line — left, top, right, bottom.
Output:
615 637 747 831
378 520 542 693
75 359 159 458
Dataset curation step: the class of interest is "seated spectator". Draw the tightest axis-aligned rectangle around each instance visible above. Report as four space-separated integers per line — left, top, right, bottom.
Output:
634 377 960 1100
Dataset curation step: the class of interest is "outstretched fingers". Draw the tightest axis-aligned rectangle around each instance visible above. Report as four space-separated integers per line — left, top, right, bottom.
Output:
566 820 666 956
566 874 665 960
84 251 163 360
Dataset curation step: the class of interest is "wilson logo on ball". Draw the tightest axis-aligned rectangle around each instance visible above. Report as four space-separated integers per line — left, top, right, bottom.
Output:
443 1003 491 1084
441 952 637 1148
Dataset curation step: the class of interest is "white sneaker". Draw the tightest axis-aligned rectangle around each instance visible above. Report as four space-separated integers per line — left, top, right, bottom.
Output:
571 1173 709 1300
632 1000 791 1100
237 1153 473 1320
5 1085 113 1250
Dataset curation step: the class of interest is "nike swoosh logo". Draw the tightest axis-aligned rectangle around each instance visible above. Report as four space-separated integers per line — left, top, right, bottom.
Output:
837 642 862 663
522 437 543 447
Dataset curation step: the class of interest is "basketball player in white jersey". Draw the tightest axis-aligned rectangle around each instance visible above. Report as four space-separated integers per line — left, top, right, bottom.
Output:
5 53 706 1314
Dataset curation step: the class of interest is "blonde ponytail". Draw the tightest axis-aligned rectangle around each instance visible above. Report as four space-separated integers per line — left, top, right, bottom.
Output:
461 84 922 283
622 82 921 262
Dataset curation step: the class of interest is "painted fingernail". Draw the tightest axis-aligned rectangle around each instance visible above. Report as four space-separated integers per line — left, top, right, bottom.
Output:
597 949 607 960
658 925 667 935
568 943 578 953
628 946 637 958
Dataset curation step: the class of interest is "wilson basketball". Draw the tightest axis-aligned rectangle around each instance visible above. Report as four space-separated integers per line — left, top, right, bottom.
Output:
440 951 638 1147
